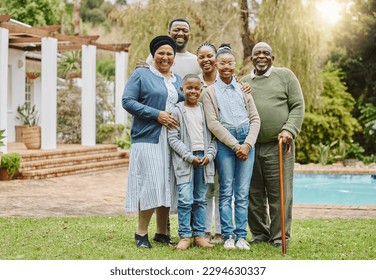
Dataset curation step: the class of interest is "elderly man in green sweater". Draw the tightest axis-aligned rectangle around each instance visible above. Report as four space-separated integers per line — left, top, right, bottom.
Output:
240 42 305 247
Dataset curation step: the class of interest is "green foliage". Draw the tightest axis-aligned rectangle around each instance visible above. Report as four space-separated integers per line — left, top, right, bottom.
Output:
1 216 375 260
359 103 376 136
358 103 376 154
330 0 376 105
331 140 347 162
296 64 360 163
58 51 81 80
329 0 376 156
109 0 242 72
116 128 131 150
360 155 376 165
0 129 5 147
312 141 338 165
254 0 323 111
96 75 116 125
80 0 115 25
57 84 81 144
57 76 116 144
96 124 125 144
346 141 365 160
16 103 39 126
0 0 63 26
0 153 21 178
97 58 115 80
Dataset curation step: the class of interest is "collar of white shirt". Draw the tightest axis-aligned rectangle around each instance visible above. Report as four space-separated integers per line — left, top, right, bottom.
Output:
250 66 273 79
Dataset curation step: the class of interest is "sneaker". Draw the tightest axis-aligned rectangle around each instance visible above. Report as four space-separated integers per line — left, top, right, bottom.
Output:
211 234 223 244
223 236 236 250
235 238 251 250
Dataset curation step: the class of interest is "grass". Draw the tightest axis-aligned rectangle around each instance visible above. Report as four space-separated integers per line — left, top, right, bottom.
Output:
1 216 375 260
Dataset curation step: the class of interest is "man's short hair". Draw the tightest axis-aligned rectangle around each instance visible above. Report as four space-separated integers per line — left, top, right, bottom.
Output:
168 18 191 30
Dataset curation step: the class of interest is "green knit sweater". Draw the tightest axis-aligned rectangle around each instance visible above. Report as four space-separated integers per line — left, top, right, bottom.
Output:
240 67 305 143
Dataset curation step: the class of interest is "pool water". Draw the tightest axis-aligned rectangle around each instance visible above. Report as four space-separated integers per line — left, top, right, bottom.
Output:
294 174 376 205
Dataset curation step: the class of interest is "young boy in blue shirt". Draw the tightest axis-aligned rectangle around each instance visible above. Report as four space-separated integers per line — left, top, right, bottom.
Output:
168 74 217 250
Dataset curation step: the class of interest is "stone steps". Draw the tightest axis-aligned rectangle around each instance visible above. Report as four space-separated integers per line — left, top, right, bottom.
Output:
15 144 129 180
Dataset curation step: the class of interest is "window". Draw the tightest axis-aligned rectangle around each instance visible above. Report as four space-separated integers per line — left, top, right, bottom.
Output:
25 77 32 106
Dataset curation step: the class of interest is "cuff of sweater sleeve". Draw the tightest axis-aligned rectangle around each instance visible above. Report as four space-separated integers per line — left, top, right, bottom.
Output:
187 154 195 164
150 108 160 120
232 143 241 151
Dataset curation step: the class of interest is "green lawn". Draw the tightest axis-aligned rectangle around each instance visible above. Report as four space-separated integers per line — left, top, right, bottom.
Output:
1 216 375 260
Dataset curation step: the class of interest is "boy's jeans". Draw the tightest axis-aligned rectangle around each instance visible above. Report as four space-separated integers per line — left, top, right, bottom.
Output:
216 124 255 241
177 151 208 238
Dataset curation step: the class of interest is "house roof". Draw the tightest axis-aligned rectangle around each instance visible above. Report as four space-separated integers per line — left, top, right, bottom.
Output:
0 15 130 53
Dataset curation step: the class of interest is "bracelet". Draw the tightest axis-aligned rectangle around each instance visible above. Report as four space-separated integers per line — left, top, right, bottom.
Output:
245 142 252 149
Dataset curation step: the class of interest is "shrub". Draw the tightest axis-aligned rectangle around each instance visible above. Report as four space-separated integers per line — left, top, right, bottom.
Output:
116 127 131 150
96 124 125 144
296 64 360 163
0 153 21 179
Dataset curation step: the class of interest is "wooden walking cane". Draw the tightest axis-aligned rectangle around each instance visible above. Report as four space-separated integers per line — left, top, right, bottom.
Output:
278 138 287 255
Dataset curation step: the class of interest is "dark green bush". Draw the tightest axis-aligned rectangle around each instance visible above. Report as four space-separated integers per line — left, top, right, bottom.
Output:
296 64 360 163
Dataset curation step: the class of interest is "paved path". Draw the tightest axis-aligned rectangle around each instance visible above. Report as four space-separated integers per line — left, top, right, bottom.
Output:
0 167 375 218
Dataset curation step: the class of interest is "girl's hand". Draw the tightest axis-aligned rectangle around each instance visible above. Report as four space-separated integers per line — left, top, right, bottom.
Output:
240 82 252 94
235 144 250 161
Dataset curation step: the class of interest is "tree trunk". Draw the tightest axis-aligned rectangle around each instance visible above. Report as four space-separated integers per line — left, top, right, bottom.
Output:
74 0 80 36
240 0 255 63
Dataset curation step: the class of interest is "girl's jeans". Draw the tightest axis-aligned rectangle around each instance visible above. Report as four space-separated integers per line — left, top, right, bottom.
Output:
216 124 255 241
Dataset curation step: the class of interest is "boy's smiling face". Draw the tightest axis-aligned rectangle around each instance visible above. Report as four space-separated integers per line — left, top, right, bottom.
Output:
181 78 203 107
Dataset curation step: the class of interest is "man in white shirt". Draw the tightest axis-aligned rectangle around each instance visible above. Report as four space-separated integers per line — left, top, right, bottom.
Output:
145 18 201 78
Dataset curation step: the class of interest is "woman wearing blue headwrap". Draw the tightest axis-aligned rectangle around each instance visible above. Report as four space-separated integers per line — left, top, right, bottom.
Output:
122 35 185 248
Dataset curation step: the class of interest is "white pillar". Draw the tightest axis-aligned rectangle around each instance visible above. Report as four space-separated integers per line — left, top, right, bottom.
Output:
0 28 9 154
115 51 128 126
41 37 58 150
81 44 96 146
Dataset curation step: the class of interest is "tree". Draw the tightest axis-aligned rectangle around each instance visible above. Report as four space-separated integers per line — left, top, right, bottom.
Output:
252 0 323 111
108 0 243 72
331 0 376 106
0 0 63 26
329 0 376 155
239 0 256 65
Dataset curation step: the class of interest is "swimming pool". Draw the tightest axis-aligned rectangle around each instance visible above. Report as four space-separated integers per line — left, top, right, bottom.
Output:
294 174 376 206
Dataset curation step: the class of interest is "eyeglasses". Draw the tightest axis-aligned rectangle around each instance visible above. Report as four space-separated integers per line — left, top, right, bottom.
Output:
217 61 236 68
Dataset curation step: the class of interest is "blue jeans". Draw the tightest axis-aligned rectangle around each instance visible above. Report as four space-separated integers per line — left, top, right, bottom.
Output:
216 124 255 241
177 151 208 238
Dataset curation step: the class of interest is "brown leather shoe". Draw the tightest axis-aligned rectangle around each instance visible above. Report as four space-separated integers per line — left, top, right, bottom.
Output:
176 238 191 250
193 236 214 248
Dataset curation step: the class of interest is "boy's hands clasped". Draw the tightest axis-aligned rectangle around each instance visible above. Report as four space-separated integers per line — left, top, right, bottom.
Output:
192 156 209 167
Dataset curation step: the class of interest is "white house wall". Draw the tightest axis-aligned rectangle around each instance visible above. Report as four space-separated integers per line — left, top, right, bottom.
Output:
7 48 26 143
0 27 9 153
